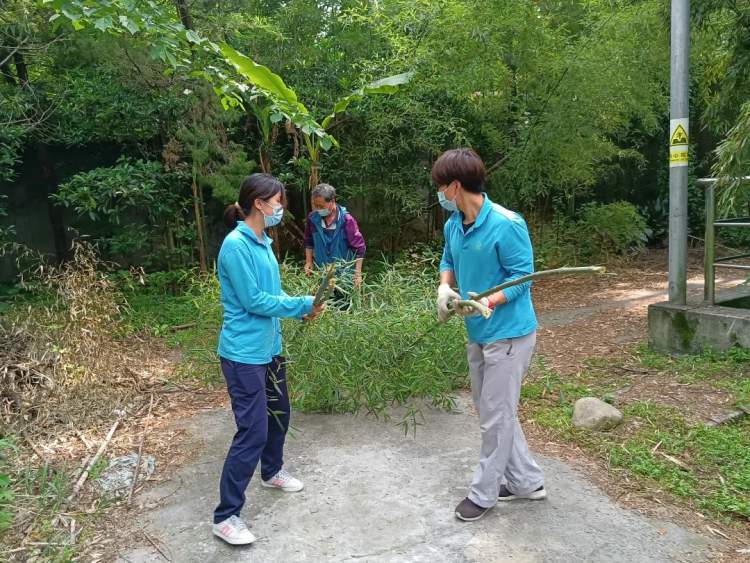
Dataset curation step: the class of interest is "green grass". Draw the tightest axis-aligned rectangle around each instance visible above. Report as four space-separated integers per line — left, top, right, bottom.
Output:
0 436 106 562
636 345 750 409
523 350 750 522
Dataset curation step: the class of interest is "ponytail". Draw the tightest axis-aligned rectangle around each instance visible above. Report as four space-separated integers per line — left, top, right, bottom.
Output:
223 201 247 229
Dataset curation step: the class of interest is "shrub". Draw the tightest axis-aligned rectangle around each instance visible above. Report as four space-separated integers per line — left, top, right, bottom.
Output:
578 201 651 260
281 257 467 431
534 201 650 267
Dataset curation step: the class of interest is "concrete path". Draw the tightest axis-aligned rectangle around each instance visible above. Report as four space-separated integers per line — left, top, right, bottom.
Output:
117 395 713 563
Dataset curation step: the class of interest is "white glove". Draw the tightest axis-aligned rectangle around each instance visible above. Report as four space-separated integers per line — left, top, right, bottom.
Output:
455 291 492 318
437 283 461 323
456 291 490 318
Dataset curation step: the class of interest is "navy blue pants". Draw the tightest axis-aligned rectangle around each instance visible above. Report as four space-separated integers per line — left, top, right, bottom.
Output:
214 356 290 524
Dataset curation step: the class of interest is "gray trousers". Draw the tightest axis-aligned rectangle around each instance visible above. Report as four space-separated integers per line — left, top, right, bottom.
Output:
467 331 544 508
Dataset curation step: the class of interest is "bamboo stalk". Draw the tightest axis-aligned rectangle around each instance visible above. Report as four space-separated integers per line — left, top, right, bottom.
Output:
444 266 606 322
67 415 122 503
313 264 337 306
128 394 154 505
474 266 606 300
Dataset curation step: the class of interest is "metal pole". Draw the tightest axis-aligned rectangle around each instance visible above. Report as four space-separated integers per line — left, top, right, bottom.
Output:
704 183 715 304
668 0 690 304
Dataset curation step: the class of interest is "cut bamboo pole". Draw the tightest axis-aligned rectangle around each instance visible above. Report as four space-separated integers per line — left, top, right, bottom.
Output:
128 394 154 505
444 266 606 322
67 415 122 503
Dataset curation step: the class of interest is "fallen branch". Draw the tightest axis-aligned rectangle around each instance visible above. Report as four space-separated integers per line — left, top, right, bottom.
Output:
68 415 123 504
142 528 171 562
23 434 48 463
170 322 197 332
128 394 154 505
706 526 730 540
72 427 93 450
660 452 690 472
705 408 748 427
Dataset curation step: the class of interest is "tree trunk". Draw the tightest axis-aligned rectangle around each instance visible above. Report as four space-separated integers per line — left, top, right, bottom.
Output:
175 0 194 29
259 146 271 173
0 53 15 85
37 144 68 263
191 172 208 273
14 52 28 87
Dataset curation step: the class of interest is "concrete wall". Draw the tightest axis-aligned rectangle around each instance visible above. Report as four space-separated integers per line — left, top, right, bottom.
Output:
648 288 750 354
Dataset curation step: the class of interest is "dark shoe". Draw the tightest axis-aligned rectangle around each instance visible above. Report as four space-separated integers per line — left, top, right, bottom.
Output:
455 497 490 521
498 484 547 501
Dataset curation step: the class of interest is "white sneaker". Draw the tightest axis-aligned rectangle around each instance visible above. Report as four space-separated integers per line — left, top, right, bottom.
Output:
261 468 304 492
212 515 256 545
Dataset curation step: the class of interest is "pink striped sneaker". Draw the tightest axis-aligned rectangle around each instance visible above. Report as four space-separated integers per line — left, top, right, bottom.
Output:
212 515 256 545
261 468 304 492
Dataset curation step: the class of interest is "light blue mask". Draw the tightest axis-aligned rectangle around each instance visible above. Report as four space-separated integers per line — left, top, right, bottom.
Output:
316 207 332 218
438 190 459 212
262 202 284 228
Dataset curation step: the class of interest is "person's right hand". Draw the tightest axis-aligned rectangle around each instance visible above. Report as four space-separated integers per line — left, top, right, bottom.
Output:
304 262 314 277
436 283 461 323
304 301 326 321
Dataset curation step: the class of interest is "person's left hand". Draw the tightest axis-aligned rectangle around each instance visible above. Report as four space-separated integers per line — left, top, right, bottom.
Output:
304 302 326 321
354 272 362 289
452 292 487 317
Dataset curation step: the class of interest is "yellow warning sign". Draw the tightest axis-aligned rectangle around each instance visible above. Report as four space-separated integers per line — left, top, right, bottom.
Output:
670 150 688 165
669 118 689 168
670 124 688 146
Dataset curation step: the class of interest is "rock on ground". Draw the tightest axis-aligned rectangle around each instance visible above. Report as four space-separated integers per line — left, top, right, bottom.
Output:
572 397 624 431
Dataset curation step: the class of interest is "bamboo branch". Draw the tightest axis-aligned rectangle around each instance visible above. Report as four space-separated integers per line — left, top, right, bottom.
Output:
442 266 606 322
474 266 606 300
313 264 337 306
128 394 154 505
67 415 122 504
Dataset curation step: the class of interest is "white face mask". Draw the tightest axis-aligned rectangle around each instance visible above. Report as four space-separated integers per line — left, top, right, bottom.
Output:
260 200 284 228
437 183 459 212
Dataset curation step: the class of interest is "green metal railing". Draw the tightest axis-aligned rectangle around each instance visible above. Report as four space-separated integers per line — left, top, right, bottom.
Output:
700 177 750 305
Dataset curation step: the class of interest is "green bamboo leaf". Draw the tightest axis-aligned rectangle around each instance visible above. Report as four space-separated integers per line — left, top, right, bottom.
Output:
94 15 113 31
185 29 202 44
61 4 81 21
118 15 139 34
219 42 303 110
321 71 413 130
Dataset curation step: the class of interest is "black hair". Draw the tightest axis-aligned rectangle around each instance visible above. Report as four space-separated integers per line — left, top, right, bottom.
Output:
431 148 487 193
223 173 286 228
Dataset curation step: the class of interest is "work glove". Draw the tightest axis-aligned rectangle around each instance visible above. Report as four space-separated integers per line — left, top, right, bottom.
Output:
455 291 492 318
437 283 461 323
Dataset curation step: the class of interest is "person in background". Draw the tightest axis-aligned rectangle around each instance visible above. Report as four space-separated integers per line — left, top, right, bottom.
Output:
213 173 325 546
304 183 366 288
433 148 546 522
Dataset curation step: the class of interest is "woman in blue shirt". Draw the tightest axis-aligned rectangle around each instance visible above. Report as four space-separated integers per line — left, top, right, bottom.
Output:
212 173 324 546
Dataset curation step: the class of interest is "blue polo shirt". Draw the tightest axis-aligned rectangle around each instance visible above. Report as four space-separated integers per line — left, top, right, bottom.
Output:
440 194 537 344
217 222 313 364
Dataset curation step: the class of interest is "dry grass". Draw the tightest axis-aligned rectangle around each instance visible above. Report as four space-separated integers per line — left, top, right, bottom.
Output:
0 243 156 438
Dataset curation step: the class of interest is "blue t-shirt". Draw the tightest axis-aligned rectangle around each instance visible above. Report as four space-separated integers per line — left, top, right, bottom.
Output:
440 194 537 344
217 222 313 364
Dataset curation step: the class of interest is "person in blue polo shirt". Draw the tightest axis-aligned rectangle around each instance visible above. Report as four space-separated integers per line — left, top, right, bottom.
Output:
304 183 366 288
212 173 325 546
433 148 546 522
